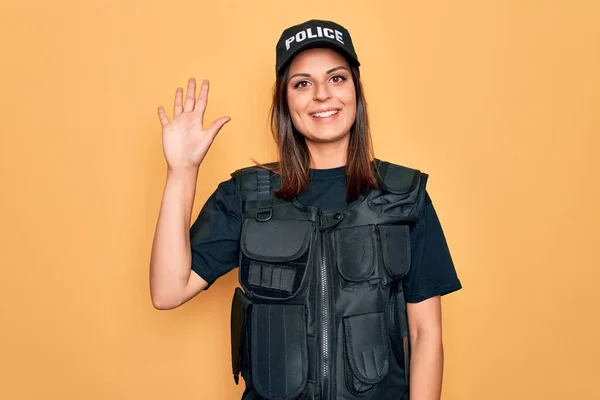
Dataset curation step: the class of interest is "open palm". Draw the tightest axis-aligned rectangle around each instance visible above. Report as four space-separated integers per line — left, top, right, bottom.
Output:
157 78 230 171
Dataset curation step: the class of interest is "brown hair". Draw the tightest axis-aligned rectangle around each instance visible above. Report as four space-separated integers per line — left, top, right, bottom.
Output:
265 61 379 201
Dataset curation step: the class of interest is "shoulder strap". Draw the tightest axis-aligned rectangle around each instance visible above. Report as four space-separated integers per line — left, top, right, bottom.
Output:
375 159 425 194
374 159 429 219
231 163 280 216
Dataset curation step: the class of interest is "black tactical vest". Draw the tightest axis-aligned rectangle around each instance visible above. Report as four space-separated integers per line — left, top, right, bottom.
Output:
230 159 428 400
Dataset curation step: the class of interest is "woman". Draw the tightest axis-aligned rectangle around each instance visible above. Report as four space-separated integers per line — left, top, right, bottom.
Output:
150 19 461 400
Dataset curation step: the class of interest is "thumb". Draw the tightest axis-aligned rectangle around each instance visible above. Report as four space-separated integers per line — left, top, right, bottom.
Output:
207 116 231 136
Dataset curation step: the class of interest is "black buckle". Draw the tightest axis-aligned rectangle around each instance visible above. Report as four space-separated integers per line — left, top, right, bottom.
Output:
255 208 272 222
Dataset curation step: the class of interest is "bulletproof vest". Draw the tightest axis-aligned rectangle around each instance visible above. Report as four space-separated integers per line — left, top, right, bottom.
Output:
230 159 428 400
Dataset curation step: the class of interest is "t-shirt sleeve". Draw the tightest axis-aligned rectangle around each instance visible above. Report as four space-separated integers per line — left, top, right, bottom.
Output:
189 178 241 289
402 191 463 303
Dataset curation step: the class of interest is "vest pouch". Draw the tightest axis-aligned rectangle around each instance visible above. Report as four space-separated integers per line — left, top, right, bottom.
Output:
240 218 313 300
333 226 378 290
231 287 252 385
250 303 308 400
377 224 411 279
342 312 390 396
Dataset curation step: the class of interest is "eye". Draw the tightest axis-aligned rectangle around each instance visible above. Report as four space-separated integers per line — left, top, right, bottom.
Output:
293 80 311 89
330 74 347 84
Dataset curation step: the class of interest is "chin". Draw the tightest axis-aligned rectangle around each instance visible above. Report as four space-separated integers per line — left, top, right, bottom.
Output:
302 121 353 143
305 130 350 143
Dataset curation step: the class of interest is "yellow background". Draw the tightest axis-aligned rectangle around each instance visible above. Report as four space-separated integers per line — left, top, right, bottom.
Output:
1 0 598 399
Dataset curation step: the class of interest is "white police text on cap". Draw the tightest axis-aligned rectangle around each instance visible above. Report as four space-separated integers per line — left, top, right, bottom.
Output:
285 27 345 51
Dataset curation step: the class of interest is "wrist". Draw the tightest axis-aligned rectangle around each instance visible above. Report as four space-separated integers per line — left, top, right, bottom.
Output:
166 164 199 179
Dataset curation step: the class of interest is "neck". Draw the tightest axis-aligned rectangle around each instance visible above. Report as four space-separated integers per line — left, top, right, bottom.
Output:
305 135 349 169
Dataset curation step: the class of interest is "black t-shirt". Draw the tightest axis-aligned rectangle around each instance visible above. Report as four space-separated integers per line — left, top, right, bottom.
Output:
189 165 462 303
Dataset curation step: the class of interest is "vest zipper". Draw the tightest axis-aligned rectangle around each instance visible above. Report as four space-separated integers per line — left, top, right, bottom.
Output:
320 230 330 399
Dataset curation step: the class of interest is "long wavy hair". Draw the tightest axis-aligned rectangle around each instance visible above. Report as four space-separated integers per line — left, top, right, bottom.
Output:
265 57 379 201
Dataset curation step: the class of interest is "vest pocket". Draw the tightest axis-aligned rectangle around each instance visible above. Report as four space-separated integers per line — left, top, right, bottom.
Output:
333 225 376 284
240 218 313 300
231 287 252 385
342 312 390 396
377 224 411 279
250 303 308 400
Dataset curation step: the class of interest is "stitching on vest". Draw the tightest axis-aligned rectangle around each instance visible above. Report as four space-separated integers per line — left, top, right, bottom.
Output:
283 306 288 396
268 305 272 396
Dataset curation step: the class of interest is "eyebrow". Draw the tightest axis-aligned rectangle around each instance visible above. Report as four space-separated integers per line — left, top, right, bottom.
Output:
289 66 350 80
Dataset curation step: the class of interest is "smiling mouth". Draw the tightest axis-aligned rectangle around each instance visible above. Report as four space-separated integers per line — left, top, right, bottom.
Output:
311 109 339 118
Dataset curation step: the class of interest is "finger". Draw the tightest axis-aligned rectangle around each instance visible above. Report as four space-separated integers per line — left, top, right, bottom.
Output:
157 106 169 128
195 79 210 128
173 87 183 117
183 77 196 113
206 116 231 137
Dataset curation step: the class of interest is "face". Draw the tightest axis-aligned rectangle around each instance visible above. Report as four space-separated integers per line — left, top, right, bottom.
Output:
286 47 357 145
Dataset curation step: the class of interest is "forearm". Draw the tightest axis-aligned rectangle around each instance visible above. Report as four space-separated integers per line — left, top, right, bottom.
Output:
409 332 444 400
149 167 199 307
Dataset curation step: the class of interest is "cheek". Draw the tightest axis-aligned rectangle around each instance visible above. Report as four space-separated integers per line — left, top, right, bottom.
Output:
342 90 357 122
287 88 312 111
287 92 312 131
287 98 303 118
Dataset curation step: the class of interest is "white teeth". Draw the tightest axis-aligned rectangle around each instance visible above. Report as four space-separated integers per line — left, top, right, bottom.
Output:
313 110 338 118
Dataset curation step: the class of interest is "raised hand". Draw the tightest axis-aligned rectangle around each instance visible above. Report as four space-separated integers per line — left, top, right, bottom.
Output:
157 78 231 171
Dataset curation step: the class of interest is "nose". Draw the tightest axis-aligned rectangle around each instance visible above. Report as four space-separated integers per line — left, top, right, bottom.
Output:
313 82 332 102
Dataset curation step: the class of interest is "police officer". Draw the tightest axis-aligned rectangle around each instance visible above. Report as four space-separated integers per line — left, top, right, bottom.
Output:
150 19 462 400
